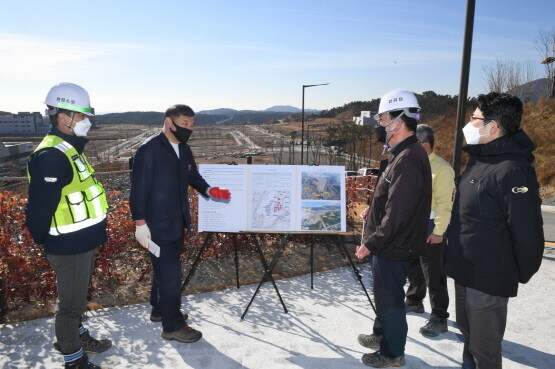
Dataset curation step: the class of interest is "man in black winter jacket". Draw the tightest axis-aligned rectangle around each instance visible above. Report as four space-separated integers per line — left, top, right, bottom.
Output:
447 92 544 369
356 89 432 368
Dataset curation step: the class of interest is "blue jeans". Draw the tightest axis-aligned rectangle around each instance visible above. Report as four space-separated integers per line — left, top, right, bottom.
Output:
371 254 410 358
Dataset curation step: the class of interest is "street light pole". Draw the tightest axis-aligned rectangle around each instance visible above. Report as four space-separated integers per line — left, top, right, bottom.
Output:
452 0 476 176
306 124 311 164
301 83 329 165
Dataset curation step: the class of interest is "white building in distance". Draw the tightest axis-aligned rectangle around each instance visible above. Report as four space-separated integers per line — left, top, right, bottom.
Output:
0 112 50 135
353 111 377 126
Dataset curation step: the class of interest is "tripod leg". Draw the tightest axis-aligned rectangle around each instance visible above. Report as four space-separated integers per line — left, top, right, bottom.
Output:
181 232 213 293
335 236 377 315
310 236 314 289
233 234 240 289
241 234 288 319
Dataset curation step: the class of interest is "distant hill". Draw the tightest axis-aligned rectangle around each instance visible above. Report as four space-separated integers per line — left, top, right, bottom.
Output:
320 91 459 121
511 78 549 103
197 108 253 115
96 109 297 126
264 105 320 114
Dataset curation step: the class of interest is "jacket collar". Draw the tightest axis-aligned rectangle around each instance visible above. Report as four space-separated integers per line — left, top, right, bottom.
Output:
158 131 180 158
49 126 89 154
389 135 418 157
463 129 536 163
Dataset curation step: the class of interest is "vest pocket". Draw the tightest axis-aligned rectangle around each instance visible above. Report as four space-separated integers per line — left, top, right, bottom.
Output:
84 184 108 215
66 191 89 223
73 156 92 182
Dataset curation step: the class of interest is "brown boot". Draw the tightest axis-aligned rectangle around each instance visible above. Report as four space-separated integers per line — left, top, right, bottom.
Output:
161 324 202 343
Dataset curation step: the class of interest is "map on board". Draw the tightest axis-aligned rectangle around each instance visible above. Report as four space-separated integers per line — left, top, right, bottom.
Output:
198 164 346 233
251 190 292 231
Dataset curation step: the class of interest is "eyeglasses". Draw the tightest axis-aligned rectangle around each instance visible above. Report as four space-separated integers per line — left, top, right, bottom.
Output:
470 115 491 123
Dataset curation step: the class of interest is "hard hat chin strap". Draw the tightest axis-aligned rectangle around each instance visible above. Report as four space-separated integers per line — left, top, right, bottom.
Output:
384 113 403 148
60 111 76 133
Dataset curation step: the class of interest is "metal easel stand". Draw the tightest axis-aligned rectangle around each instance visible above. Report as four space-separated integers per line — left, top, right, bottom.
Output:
241 234 289 320
181 232 241 293
310 234 377 315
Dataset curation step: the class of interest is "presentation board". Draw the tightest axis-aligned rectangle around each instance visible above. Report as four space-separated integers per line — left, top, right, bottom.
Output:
198 164 346 233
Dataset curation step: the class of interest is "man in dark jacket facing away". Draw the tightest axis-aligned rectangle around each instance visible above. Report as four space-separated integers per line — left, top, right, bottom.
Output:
356 89 432 368
447 92 544 369
130 104 230 343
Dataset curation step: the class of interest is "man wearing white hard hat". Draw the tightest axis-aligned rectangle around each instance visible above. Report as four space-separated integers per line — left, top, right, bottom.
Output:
25 82 111 369
356 89 432 367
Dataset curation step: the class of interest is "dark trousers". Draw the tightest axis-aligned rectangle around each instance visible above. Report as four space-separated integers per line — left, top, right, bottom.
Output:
405 221 449 318
405 219 449 319
455 283 508 369
47 248 96 354
149 237 186 333
371 254 410 358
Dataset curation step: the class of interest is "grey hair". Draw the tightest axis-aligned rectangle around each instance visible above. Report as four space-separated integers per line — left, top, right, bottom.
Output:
416 124 434 149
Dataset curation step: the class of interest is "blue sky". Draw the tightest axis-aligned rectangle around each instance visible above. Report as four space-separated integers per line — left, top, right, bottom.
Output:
1 0 553 114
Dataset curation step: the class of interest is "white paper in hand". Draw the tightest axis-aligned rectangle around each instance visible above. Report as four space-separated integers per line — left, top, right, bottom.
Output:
148 240 160 257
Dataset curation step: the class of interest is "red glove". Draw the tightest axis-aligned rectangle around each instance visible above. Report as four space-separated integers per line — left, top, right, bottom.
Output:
208 187 231 200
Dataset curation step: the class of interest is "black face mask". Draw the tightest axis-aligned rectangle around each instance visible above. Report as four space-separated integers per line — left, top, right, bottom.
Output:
375 125 387 143
172 122 193 143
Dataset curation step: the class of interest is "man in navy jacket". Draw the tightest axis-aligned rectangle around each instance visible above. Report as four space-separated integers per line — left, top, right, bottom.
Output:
130 104 230 343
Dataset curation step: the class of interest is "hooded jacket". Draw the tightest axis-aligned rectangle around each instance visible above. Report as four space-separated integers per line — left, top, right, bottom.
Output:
362 135 432 261
446 130 544 297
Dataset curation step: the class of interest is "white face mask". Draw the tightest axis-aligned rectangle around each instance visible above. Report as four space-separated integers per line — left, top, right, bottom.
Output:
462 121 491 145
72 118 92 137
383 113 403 146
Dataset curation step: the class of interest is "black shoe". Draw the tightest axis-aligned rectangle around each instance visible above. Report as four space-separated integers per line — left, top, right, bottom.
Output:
54 331 112 354
64 354 101 369
362 350 405 367
357 333 382 349
161 324 202 343
150 312 188 322
404 301 424 314
419 316 448 337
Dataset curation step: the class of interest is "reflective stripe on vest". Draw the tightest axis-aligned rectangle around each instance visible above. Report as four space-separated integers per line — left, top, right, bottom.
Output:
30 135 108 236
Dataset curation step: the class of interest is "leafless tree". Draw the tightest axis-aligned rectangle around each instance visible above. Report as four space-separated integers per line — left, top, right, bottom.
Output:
482 59 538 101
518 60 539 102
483 60 508 93
535 27 555 98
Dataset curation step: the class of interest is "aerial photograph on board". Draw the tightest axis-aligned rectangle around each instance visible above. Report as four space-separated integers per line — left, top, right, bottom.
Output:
301 172 341 201
301 200 342 231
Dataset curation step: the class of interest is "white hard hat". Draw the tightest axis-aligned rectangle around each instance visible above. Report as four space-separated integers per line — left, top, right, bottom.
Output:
44 82 94 116
374 89 420 120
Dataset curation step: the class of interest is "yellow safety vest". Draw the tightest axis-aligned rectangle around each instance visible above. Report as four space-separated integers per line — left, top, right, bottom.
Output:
30 135 108 236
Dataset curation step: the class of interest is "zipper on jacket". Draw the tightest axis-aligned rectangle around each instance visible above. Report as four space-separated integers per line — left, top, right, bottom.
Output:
476 180 483 215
